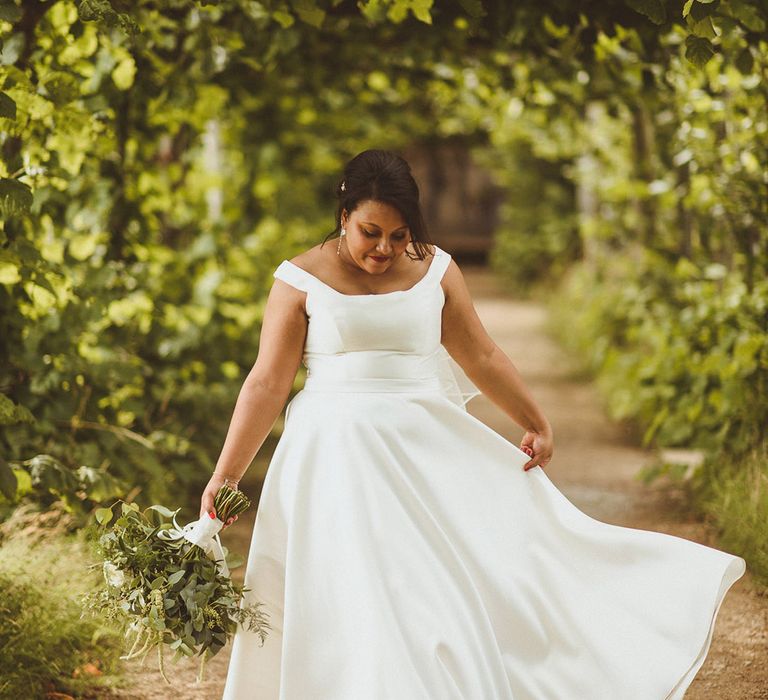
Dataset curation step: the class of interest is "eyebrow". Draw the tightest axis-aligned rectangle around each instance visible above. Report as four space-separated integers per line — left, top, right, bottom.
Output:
361 221 409 232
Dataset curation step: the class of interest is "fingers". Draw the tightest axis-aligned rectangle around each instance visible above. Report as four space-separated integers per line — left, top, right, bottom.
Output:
521 445 552 471
221 514 239 530
520 438 554 471
524 454 552 471
199 491 215 520
521 445 536 470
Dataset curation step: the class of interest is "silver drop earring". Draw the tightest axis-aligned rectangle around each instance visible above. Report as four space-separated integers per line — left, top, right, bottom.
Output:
337 225 346 255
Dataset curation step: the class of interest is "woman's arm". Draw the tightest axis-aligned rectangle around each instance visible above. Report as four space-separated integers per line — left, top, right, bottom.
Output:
440 260 553 471
199 278 308 520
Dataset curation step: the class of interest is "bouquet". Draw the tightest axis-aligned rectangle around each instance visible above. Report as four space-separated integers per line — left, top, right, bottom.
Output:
82 485 271 683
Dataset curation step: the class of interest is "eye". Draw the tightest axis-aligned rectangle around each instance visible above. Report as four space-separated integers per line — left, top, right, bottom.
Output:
362 228 407 241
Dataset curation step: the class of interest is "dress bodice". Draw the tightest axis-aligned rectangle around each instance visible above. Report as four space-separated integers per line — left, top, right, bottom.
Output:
272 246 479 407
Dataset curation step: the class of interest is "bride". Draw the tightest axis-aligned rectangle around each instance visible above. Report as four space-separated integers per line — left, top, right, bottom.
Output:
200 149 745 699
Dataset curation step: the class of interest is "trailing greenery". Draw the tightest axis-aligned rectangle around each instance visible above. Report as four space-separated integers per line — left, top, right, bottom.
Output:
84 496 270 684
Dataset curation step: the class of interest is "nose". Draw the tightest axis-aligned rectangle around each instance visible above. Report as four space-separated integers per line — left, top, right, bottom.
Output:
376 238 392 254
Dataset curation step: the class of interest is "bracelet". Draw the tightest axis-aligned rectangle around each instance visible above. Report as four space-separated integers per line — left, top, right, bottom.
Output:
213 472 240 487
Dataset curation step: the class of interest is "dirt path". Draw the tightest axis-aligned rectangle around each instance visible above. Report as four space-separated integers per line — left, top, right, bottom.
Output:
104 269 768 699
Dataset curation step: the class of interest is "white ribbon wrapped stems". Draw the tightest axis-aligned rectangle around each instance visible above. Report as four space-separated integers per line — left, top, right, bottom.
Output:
157 510 230 578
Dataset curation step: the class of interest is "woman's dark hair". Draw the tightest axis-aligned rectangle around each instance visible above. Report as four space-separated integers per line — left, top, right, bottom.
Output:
322 149 433 260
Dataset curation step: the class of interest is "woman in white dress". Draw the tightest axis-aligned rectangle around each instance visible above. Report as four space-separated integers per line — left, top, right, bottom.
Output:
200 149 746 699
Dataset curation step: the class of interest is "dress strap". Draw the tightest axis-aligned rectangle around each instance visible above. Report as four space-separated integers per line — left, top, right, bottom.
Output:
273 260 315 293
426 245 452 284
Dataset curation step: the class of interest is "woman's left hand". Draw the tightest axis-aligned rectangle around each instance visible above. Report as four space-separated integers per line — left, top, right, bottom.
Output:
520 429 554 471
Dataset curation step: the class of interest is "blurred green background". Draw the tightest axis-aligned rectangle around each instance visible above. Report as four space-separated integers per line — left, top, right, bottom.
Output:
0 1 766 696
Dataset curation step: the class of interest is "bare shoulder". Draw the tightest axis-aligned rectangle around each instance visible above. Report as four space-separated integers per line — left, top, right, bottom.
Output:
287 243 328 274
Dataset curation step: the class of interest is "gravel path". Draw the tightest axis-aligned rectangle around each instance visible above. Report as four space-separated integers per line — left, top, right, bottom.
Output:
103 268 767 699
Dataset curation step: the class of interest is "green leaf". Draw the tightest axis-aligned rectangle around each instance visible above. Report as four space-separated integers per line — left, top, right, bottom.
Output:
626 0 666 24
291 0 325 28
225 552 245 569
112 56 136 90
168 569 186 585
271 10 294 27
542 15 569 39
40 72 81 104
0 394 34 425
95 506 114 525
734 47 754 74
456 0 486 17
682 0 695 16
0 92 16 119
0 456 18 501
0 262 21 285
410 0 433 24
689 0 719 21
0 178 33 218
729 0 766 31
687 14 718 38
685 35 715 67
0 3 22 22
147 504 179 518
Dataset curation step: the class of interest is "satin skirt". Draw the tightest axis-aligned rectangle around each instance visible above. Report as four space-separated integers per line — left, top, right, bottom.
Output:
222 379 746 700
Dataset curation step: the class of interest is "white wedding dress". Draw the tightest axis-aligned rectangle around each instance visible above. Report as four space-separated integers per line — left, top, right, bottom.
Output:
222 245 746 700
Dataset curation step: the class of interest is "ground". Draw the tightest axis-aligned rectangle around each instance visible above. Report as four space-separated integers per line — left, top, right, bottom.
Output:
99 268 768 700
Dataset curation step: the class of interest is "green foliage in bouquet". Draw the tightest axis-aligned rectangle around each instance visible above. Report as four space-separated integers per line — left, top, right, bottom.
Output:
82 489 271 684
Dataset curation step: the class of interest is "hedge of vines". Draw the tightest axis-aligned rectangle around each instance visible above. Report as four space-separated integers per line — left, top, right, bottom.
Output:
1 0 765 525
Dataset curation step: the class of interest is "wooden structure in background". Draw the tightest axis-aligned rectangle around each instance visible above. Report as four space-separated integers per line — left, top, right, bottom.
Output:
404 138 504 262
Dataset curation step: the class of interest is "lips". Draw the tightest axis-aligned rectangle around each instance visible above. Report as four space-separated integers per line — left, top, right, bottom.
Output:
370 256 390 263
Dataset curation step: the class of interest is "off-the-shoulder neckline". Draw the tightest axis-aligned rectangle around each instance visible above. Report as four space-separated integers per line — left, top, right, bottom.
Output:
281 246 446 298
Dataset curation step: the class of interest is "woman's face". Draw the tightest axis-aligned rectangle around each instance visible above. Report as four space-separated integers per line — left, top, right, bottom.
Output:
340 199 411 275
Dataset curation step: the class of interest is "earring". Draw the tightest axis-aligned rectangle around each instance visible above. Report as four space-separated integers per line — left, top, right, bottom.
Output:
337 226 346 255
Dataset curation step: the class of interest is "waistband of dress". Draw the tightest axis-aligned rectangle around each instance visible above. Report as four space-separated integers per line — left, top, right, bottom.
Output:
302 375 443 394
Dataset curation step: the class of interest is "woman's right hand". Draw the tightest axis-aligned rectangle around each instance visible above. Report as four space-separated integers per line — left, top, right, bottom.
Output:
520 428 554 472
199 473 240 530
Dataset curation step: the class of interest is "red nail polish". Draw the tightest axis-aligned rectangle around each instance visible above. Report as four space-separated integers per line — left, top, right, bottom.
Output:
209 511 215 519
